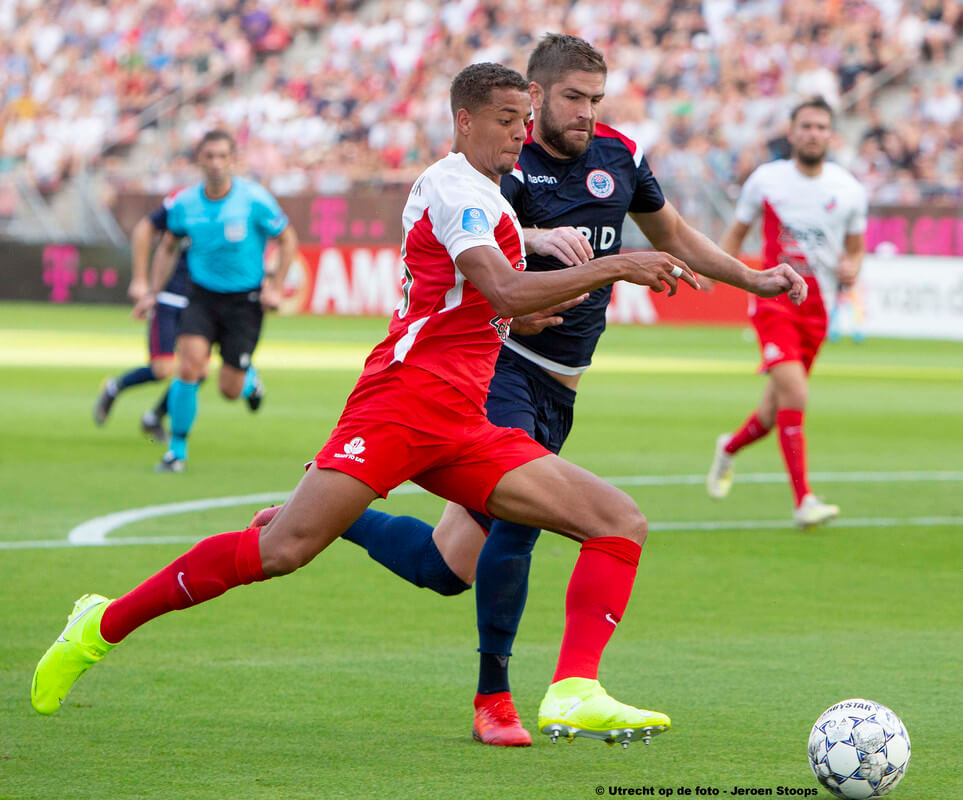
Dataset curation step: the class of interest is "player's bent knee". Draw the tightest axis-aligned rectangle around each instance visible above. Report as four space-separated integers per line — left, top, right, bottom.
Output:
259 526 322 576
618 507 647 546
150 360 175 380
178 362 205 382
259 543 308 577
584 490 646 545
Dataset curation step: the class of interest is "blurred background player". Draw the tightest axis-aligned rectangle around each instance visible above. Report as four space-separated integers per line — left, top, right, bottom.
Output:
93 194 190 441
707 97 868 528
137 129 298 472
250 34 807 747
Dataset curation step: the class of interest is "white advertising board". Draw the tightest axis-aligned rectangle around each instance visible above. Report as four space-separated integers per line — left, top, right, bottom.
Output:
862 255 963 341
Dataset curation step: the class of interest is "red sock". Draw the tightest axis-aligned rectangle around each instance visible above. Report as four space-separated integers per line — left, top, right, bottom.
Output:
553 536 641 683
776 408 810 505
100 527 266 644
724 411 771 454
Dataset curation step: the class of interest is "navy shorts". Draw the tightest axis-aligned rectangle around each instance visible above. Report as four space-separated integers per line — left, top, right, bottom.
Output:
148 300 183 359
468 346 576 531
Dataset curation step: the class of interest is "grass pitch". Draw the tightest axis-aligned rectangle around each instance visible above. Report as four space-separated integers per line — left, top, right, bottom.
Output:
1 303 960 800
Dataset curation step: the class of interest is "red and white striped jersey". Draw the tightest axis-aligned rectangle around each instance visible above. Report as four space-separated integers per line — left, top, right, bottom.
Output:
735 159 867 310
360 152 526 408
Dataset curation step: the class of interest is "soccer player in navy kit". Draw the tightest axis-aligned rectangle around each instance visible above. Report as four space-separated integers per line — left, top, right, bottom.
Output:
251 36 806 746
92 195 192 440
139 130 298 472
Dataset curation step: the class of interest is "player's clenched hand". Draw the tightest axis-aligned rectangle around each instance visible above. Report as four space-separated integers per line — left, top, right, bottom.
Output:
836 256 859 288
260 283 282 311
527 227 594 266
753 263 808 305
131 293 156 320
620 251 700 296
128 278 149 303
510 294 589 336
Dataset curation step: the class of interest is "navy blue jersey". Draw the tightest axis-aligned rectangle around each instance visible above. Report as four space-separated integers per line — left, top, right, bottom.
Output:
500 123 665 371
148 201 191 299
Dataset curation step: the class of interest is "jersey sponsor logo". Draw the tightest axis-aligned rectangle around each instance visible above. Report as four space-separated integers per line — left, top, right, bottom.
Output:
527 174 558 184
779 222 827 250
585 169 615 199
224 221 247 242
334 436 367 463
461 207 490 235
575 225 617 251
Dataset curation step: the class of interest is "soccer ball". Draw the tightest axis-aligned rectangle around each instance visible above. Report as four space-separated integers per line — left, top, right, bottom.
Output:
807 699 911 798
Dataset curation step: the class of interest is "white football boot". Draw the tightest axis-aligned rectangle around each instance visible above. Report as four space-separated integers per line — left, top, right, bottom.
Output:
706 434 735 500
793 493 839 529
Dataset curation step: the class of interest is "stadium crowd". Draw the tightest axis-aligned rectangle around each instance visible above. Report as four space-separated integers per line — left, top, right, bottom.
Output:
2 0 961 204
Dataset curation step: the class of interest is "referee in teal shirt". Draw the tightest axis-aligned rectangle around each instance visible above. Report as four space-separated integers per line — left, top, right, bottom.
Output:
142 130 298 472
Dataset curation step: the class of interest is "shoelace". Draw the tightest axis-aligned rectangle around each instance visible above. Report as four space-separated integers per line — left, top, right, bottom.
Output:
481 698 522 726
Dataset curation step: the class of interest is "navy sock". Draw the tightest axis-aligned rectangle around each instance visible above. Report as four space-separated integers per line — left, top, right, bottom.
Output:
478 653 512 696
341 510 469 596
475 519 541 693
116 366 157 392
153 388 170 418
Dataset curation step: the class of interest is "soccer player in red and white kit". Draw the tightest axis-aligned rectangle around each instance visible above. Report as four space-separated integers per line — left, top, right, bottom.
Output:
707 97 868 528
33 63 706 746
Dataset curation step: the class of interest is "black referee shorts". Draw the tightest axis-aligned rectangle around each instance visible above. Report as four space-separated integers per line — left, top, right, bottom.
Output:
178 284 264 370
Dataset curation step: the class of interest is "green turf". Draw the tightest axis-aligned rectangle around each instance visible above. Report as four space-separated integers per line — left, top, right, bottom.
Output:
1 304 960 799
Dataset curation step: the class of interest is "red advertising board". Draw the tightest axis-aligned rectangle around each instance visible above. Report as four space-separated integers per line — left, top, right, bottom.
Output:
276 244 755 325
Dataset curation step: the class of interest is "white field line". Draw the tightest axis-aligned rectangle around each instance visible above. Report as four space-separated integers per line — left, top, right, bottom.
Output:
0 471 959 552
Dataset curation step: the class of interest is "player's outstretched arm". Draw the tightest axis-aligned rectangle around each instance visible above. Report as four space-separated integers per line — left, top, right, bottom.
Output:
455 245 698 319
631 202 806 304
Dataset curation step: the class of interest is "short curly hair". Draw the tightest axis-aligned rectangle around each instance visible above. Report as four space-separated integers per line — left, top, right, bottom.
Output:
450 62 529 117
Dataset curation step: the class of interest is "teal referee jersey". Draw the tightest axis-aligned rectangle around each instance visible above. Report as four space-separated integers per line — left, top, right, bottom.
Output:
165 177 288 293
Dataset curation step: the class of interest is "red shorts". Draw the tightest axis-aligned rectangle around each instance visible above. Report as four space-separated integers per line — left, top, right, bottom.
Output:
314 364 551 515
750 287 827 374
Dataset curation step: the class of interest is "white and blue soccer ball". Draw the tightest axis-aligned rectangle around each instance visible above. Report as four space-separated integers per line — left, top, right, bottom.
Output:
807 699 911 799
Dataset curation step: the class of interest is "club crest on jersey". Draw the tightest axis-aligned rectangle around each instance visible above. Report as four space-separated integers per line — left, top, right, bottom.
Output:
490 315 512 342
586 169 614 199
461 207 490 235
224 221 247 242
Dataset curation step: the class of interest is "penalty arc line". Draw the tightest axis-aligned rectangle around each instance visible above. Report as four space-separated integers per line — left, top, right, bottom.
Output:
0 470 960 552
